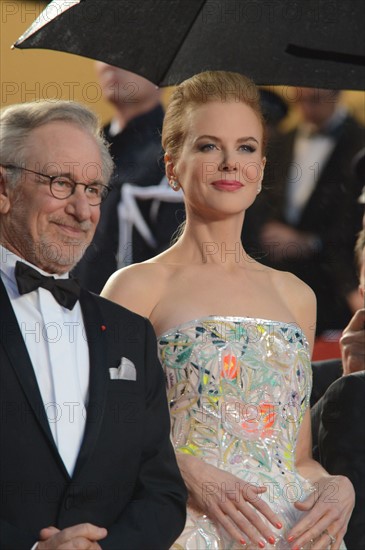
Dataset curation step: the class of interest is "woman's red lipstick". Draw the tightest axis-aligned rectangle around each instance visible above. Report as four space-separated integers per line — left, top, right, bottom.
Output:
211 180 243 191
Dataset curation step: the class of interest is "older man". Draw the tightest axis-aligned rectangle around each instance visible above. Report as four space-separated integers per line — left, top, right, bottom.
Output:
0 101 186 550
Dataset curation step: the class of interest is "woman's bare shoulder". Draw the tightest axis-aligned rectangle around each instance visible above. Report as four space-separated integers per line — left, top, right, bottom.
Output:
270 267 315 300
101 260 173 317
269 267 317 349
247 259 316 314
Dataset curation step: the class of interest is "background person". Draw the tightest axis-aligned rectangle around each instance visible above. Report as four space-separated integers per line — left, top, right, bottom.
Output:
73 63 184 291
103 71 353 550
310 228 365 550
254 87 364 335
310 146 365 406
311 227 365 423
352 146 365 228
315 373 365 550
0 100 186 550
309 150 365 548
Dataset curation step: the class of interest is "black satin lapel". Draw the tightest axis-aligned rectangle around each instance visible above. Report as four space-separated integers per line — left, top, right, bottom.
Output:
0 278 68 476
73 290 108 476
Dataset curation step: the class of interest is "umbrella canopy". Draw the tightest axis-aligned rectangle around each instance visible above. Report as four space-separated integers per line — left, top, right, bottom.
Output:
14 0 365 90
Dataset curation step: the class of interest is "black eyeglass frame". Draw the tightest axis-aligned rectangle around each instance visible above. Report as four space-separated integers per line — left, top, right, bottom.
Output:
1 164 110 205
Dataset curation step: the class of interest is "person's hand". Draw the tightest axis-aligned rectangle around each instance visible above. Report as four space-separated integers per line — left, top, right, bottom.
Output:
260 222 319 261
340 308 365 375
286 475 355 549
36 524 107 549
177 453 283 547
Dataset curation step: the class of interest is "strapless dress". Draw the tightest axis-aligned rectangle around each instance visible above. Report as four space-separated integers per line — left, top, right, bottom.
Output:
158 316 345 550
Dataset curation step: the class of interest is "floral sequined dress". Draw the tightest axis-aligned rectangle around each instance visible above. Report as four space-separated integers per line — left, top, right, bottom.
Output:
158 317 342 550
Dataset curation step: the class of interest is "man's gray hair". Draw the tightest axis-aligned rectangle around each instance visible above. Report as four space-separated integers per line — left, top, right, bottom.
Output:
0 100 114 186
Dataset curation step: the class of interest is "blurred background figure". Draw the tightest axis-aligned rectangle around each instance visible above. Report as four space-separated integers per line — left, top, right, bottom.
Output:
310 149 365 548
73 63 183 292
353 146 365 228
252 87 364 335
242 88 288 253
258 87 288 140
311 226 365 549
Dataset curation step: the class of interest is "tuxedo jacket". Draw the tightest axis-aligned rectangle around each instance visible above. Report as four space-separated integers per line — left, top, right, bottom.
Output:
311 359 342 461
311 359 343 408
314 372 365 549
0 278 187 550
246 114 365 333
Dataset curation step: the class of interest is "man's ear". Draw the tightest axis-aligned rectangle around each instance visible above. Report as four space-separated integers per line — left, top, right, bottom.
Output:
0 167 11 214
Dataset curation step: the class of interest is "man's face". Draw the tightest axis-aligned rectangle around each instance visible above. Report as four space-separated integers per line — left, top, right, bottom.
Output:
296 88 339 128
95 62 158 107
0 121 103 274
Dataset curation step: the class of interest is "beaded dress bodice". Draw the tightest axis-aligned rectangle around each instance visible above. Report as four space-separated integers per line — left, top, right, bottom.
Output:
158 317 315 549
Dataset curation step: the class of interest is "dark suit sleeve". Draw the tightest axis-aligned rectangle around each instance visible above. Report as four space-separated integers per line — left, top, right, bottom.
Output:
311 360 343 459
318 373 365 549
310 359 343 407
0 519 36 550
100 319 187 550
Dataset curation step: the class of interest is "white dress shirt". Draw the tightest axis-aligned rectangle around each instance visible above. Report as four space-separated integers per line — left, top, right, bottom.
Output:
0 245 89 476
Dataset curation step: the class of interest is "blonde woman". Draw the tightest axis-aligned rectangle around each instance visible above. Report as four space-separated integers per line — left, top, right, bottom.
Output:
102 71 354 550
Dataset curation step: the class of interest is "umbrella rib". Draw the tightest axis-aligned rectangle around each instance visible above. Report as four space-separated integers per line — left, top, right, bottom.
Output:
158 0 207 84
286 44 365 67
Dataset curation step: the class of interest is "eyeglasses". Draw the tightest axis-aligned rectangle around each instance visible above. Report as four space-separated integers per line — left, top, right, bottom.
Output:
1 164 110 206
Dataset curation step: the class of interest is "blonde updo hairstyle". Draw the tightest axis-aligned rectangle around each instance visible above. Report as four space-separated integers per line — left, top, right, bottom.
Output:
162 71 267 162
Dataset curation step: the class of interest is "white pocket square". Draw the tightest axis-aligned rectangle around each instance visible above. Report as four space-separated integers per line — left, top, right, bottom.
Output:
109 357 137 381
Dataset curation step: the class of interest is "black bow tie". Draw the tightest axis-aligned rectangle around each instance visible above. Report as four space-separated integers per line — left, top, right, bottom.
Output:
15 261 81 310
304 122 343 140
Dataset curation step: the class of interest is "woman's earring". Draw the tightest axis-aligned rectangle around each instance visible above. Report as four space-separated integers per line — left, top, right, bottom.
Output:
170 179 181 191
257 183 262 194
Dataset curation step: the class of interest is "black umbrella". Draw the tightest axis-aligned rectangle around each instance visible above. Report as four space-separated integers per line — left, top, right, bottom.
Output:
14 0 365 90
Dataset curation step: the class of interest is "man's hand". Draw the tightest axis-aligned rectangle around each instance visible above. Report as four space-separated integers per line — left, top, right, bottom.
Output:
340 308 365 375
36 524 107 550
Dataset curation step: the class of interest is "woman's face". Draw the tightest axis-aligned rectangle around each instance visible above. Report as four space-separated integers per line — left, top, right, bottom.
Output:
170 100 265 219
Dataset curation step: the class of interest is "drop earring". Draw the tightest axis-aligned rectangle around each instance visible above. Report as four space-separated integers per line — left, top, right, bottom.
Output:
170 179 180 191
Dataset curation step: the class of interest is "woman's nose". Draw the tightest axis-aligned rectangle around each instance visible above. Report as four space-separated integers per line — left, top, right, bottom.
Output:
219 152 238 172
